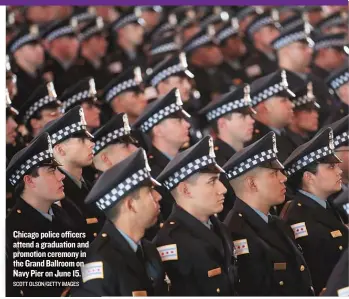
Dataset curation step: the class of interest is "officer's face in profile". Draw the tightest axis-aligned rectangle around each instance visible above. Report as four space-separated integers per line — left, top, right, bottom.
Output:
97 142 137 169
111 91 147 119
291 108 319 133
15 43 45 68
6 116 18 144
158 76 192 102
281 42 313 71
131 186 161 227
192 46 224 67
321 48 348 71
81 102 101 129
51 36 79 61
31 108 62 135
254 25 280 49
335 146 349 180
183 172 227 216
252 167 287 206
221 112 255 143
154 117 190 148
264 96 294 127
337 83 349 105
26 166 65 201
305 163 343 196
85 35 107 58
119 23 144 46
59 137 95 167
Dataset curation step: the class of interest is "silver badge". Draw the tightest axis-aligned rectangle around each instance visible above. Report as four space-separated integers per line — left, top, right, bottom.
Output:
134 67 143 84
255 6 264 14
329 130 335 150
6 88 11 108
168 13 178 25
142 149 151 172
7 12 15 26
123 113 131 134
231 17 239 31
30 24 39 37
6 55 11 72
46 82 57 98
272 132 278 153
304 21 312 36
47 135 53 155
79 107 87 127
175 89 183 106
271 8 280 22
70 17 78 30
243 84 251 105
96 16 104 29
307 82 314 100
179 52 188 69
209 136 216 158
207 24 215 38
88 78 97 96
281 70 289 89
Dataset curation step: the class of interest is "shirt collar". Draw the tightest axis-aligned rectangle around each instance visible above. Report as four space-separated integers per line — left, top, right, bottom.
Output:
202 218 213 229
35 207 54 222
60 167 82 188
251 207 269 223
298 189 327 209
117 228 140 253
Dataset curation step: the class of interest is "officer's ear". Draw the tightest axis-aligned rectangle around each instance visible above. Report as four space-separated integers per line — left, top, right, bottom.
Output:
152 123 163 138
217 117 226 131
176 181 191 197
303 171 314 186
246 175 257 192
23 174 35 189
100 152 112 167
54 143 66 157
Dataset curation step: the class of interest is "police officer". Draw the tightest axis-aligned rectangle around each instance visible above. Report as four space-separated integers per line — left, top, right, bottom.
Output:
326 65 349 123
316 11 348 34
271 21 335 127
311 33 348 80
17 82 62 141
154 136 237 296
6 89 20 162
102 66 147 124
242 10 280 82
280 127 348 295
248 69 298 162
92 113 138 176
223 132 315 296
285 81 321 149
7 24 46 109
72 148 169 296
41 106 104 241
42 17 80 95
6 133 82 296
60 77 101 132
73 17 111 92
147 33 180 67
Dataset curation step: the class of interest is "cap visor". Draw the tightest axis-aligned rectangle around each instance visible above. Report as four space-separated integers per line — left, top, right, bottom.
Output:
261 159 284 170
184 69 195 79
179 108 191 119
85 130 94 139
150 177 161 187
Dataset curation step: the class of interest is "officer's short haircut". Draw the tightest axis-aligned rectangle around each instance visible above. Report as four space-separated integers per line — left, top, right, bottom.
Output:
14 167 40 198
211 112 233 134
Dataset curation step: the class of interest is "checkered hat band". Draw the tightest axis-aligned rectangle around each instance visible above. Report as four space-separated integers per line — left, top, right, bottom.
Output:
206 98 247 121
184 35 211 53
315 39 347 50
9 149 52 186
10 34 37 53
62 89 90 112
330 72 349 90
217 27 238 42
293 95 313 107
251 82 285 106
285 145 333 176
51 122 84 145
106 79 138 103
93 127 128 154
153 23 174 37
227 149 276 179
140 103 181 133
95 168 150 211
75 12 94 22
163 155 215 190
24 96 57 124
334 131 349 147
237 7 255 20
320 17 344 30
248 16 273 36
79 26 102 41
113 14 138 30
150 63 185 86
200 15 221 28
150 42 179 55
46 26 75 42
282 19 304 32
273 31 307 50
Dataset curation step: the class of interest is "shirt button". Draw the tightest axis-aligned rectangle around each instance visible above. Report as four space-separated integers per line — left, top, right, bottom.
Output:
238 213 243 217
17 209 22 214
297 203 302 207
279 281 284 286
300 265 305 272
216 288 220 293
339 245 343 250
102 233 107 238
93 233 97 237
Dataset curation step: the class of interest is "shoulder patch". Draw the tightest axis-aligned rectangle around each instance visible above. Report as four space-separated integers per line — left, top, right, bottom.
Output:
157 244 178 262
233 239 249 255
81 261 104 283
290 222 308 239
338 286 349 296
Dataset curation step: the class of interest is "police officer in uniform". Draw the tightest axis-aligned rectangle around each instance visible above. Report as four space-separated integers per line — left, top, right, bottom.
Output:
326 65 349 123
154 136 238 296
17 82 62 141
72 148 169 296
280 127 348 295
285 81 321 149
248 69 298 162
6 133 82 297
73 17 112 92
223 132 315 296
41 106 104 241
92 113 138 179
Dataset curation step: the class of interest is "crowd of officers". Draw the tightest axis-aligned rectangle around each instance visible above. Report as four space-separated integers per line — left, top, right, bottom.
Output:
5 4 349 297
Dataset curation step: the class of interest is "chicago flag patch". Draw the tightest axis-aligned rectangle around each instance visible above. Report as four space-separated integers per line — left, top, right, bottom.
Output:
291 222 308 239
157 244 178 261
233 239 249 255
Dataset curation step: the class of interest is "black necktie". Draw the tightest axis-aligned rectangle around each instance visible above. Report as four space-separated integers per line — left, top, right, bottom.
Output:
136 245 145 264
